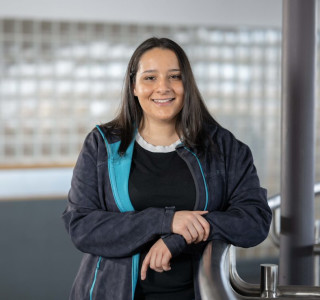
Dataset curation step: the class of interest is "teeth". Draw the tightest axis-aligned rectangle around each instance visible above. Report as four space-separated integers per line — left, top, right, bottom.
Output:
153 98 174 103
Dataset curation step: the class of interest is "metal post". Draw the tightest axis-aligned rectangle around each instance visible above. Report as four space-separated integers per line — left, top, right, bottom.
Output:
280 0 317 285
314 220 320 286
260 264 278 298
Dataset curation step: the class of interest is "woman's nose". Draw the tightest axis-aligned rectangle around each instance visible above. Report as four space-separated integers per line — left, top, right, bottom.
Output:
156 77 171 93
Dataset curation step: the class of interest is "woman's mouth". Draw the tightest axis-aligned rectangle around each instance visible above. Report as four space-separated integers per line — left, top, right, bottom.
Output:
152 98 175 104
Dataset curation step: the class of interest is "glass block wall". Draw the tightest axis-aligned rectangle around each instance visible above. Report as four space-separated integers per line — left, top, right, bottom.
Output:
0 20 285 185
0 19 320 258
1 19 319 192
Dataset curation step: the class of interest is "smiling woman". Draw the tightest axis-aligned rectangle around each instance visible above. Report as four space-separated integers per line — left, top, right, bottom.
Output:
133 48 185 145
62 37 272 300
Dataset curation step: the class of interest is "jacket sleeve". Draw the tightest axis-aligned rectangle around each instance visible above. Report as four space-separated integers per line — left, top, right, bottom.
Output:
62 131 175 258
163 134 272 255
205 135 272 248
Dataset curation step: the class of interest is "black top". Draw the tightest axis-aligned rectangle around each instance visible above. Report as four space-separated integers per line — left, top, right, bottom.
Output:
129 142 196 300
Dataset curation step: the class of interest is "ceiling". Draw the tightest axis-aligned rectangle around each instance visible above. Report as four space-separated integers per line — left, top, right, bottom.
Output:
0 0 283 28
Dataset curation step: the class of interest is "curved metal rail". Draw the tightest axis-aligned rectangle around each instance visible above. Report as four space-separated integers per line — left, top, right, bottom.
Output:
269 183 320 248
198 240 237 300
199 183 320 299
229 245 260 297
200 240 320 299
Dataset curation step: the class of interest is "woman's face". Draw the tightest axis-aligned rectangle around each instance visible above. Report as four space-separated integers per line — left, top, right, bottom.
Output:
133 48 184 126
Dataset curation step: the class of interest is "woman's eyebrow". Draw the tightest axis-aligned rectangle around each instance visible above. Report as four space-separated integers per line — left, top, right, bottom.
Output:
141 69 157 74
141 68 181 74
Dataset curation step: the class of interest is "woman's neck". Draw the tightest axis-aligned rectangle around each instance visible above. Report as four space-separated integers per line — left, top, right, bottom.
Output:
139 120 180 146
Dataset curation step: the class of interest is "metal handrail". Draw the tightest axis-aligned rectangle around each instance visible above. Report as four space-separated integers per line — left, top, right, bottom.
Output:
199 183 320 299
267 194 281 211
228 182 320 296
200 240 320 299
269 183 320 248
198 240 238 300
229 245 260 297
268 182 320 210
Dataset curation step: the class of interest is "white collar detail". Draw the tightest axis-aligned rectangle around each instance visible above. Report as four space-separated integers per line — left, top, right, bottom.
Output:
136 132 181 153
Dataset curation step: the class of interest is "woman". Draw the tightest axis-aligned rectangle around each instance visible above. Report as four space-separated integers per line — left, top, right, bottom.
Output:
62 37 272 300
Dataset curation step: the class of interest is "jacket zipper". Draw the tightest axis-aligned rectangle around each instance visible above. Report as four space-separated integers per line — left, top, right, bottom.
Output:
89 256 102 300
178 146 209 211
132 254 139 300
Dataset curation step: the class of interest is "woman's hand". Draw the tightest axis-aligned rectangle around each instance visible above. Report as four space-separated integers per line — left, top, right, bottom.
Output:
172 211 210 244
140 238 172 280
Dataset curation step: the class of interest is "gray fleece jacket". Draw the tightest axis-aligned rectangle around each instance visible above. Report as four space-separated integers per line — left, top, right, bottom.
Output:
62 123 272 300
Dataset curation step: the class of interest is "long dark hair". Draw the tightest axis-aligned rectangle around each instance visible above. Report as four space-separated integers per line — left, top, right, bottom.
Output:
103 37 218 155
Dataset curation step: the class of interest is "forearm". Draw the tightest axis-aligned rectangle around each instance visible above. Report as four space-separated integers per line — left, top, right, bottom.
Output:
204 190 272 248
62 206 175 257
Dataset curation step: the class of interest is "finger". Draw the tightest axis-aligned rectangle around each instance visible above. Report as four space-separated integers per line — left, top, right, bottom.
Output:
195 214 210 241
154 269 164 273
187 223 199 242
182 230 193 244
162 253 172 271
156 252 162 269
192 220 205 243
141 253 151 280
162 264 171 271
152 252 164 272
148 252 162 272
195 217 209 242
153 254 164 273
150 251 156 270
195 231 204 243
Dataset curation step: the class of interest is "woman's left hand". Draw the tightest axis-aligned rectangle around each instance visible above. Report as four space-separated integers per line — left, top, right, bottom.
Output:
141 238 172 280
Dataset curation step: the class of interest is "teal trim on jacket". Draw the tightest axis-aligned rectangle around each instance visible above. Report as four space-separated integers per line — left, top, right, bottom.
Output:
96 125 139 299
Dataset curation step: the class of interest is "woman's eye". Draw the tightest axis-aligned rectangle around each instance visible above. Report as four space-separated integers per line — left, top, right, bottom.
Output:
170 74 182 80
144 76 156 81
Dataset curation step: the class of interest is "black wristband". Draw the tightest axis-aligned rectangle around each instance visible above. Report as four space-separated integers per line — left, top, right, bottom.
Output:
161 206 175 234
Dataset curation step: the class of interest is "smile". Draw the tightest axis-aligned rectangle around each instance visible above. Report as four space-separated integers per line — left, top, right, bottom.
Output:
152 98 175 103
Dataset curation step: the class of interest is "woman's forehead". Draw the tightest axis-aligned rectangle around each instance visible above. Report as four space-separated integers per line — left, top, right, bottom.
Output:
137 48 180 72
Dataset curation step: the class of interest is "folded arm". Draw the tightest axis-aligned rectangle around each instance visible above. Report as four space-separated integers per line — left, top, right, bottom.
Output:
62 131 175 258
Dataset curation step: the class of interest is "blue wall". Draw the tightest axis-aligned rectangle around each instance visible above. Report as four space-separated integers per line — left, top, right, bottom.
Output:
0 199 82 300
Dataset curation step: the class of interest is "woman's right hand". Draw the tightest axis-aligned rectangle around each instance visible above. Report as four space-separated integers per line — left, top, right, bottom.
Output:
171 211 210 244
